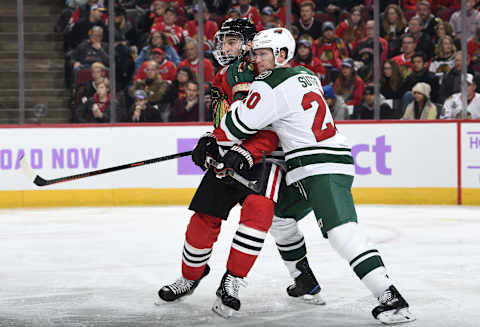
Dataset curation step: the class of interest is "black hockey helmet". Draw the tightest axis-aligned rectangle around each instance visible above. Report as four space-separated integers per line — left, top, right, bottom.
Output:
213 18 257 66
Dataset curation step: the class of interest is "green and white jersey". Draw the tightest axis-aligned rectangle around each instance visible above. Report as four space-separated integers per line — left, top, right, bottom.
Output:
220 66 354 185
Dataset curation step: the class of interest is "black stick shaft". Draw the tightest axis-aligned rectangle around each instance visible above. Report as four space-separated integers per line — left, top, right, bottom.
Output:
34 151 192 186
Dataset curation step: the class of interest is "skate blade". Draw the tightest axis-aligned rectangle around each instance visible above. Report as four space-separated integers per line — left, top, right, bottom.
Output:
211 297 235 319
300 293 326 305
377 308 416 325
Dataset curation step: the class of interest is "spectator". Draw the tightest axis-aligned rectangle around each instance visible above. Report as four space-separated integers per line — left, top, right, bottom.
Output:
381 60 404 116
291 39 326 81
407 16 435 60
402 82 438 120
71 26 109 86
442 73 480 119
323 84 350 120
151 8 185 55
69 0 101 25
76 61 107 105
75 79 111 123
135 31 181 72
467 25 480 64
450 0 480 41
68 3 105 50
162 66 194 105
178 39 215 83
392 34 416 79
184 5 218 44
294 1 323 41
438 51 474 103
401 51 440 103
137 0 168 36
334 58 365 108
260 6 282 29
336 5 365 53
130 89 162 122
429 35 456 84
171 80 206 122
353 85 395 120
135 47 177 82
381 4 407 58
322 1 364 23
434 19 454 41
112 4 138 48
129 60 169 106
267 0 294 26
233 0 262 31
315 21 348 83
416 1 438 39
353 20 388 83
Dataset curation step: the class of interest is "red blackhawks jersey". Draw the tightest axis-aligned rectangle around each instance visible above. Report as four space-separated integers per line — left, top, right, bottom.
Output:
150 22 184 52
211 58 279 163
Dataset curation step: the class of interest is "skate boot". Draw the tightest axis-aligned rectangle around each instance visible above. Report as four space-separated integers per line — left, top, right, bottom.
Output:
157 264 210 303
211 271 247 319
286 257 325 305
372 285 416 324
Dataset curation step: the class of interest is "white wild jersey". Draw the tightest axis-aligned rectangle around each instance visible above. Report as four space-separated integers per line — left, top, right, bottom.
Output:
220 66 354 185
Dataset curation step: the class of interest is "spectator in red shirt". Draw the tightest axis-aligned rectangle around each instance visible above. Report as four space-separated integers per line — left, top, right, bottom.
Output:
151 8 185 54
467 26 480 63
184 6 218 43
291 39 326 82
392 34 416 79
334 58 365 107
315 21 348 70
233 0 262 32
336 5 366 54
178 39 215 83
260 6 282 30
134 48 177 82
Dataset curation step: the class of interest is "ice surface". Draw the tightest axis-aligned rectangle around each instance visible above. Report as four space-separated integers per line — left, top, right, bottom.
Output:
1 205 479 327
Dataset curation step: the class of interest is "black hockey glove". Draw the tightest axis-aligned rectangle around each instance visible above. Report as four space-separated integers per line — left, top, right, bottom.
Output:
214 145 254 178
192 132 219 170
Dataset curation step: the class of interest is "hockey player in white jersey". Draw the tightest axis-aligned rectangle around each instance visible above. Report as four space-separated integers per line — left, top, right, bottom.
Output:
218 27 416 325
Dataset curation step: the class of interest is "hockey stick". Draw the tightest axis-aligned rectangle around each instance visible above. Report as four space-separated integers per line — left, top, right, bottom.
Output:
20 151 192 187
205 156 263 193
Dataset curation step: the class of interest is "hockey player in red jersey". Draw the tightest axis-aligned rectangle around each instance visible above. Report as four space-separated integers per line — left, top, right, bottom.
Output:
157 18 283 319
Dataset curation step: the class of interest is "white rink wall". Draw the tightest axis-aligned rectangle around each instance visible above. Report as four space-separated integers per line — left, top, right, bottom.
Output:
0 121 479 207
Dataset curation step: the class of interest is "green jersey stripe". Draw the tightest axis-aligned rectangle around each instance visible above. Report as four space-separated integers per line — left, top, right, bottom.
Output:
285 146 351 156
286 153 354 170
349 249 379 266
353 255 385 279
234 109 258 132
225 111 255 139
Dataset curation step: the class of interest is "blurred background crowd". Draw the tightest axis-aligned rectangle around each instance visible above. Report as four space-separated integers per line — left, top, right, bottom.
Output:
54 0 480 122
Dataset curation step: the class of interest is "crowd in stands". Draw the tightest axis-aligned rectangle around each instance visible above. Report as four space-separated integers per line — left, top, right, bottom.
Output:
56 0 480 123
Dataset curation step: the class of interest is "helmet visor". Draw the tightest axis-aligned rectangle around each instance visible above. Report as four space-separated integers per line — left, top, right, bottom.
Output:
213 31 245 66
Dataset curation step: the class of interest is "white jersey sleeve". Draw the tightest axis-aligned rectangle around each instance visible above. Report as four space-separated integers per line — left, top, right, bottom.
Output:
220 81 278 142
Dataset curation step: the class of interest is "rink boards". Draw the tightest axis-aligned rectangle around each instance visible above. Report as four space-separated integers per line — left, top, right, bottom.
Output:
0 120 479 208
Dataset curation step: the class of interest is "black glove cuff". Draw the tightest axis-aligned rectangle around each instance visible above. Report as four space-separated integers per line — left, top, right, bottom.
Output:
231 145 254 169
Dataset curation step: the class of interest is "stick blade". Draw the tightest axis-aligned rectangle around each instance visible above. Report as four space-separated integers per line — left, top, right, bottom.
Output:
19 155 37 181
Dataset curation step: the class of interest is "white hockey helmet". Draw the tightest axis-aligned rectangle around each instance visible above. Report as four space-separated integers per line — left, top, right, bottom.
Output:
252 27 296 67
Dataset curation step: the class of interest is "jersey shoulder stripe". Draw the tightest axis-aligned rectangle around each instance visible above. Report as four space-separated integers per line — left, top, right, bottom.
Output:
224 110 257 139
260 66 316 89
285 146 351 156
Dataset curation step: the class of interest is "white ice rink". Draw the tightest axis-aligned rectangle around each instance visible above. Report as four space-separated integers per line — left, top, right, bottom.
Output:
1 204 479 327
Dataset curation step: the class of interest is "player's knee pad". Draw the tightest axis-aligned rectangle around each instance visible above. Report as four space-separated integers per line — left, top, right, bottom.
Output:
240 194 274 232
327 222 371 262
185 212 222 248
269 216 303 245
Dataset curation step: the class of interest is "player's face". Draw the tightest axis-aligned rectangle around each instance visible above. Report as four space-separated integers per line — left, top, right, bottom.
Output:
254 48 275 73
223 36 243 57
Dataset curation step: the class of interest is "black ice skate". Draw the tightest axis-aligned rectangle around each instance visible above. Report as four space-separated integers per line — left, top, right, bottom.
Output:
156 264 210 303
287 257 325 305
211 271 246 319
372 285 416 324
